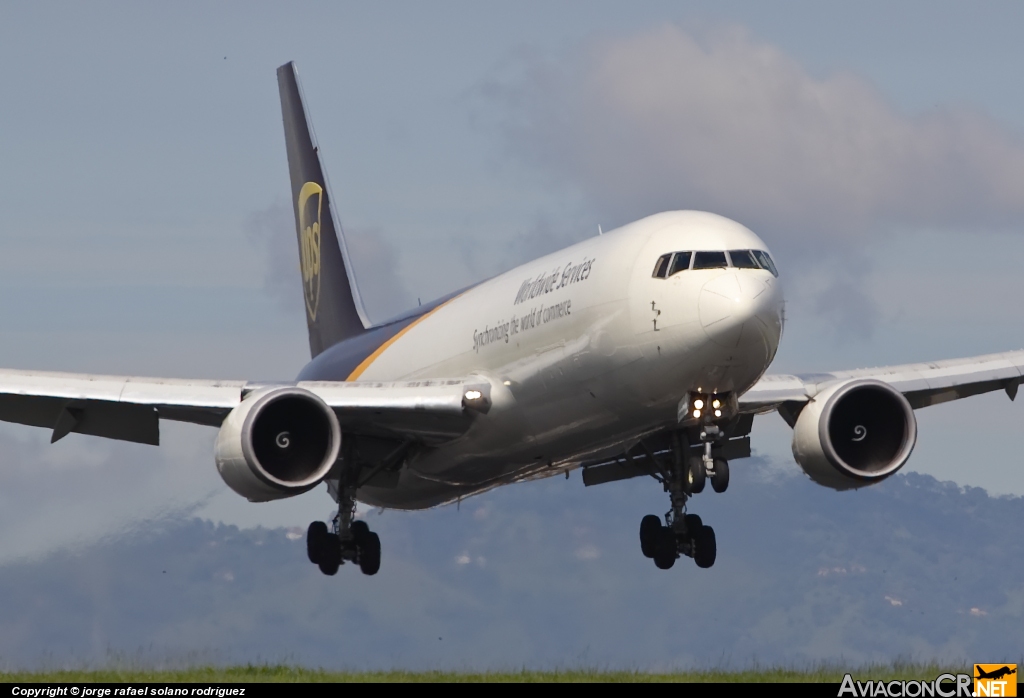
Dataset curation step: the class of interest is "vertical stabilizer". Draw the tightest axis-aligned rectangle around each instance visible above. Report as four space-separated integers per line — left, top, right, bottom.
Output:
277 61 369 357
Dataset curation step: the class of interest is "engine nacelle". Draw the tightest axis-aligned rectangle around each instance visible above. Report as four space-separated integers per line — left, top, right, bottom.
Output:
215 387 341 502
792 379 917 491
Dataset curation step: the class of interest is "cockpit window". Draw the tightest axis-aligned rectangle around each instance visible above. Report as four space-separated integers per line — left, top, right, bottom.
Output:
692 251 728 270
668 251 692 276
728 250 760 269
658 248 777 275
752 250 779 277
652 253 672 278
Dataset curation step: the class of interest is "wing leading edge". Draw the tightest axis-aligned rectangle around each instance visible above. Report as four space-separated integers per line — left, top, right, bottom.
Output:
739 350 1024 416
5 349 1020 447
0 369 485 446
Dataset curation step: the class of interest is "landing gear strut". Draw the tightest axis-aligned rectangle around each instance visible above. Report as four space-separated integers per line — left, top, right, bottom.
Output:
306 446 382 576
639 429 720 570
699 426 730 494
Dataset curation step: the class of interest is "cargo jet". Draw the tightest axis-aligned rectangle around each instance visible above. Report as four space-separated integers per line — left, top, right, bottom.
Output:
2 62 1022 575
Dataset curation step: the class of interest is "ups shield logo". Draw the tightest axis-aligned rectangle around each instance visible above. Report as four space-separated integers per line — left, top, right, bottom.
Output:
297 181 323 321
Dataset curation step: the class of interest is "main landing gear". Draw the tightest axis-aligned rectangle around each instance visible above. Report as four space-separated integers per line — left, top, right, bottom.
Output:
303 438 399 573
305 447 382 576
639 425 729 570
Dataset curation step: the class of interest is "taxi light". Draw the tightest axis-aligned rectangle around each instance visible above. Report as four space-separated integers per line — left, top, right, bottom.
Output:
465 390 482 400
712 399 721 409
693 399 704 410
693 409 701 418
714 409 722 418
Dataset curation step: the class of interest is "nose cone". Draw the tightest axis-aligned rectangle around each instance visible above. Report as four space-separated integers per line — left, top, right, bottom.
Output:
699 271 784 353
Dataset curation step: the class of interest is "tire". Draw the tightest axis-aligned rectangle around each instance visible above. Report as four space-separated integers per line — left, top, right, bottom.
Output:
351 519 370 541
711 458 730 493
318 557 340 576
653 527 677 570
639 515 662 558
683 513 703 537
317 532 342 575
687 458 706 494
694 525 717 569
318 541 341 575
358 532 381 576
306 521 328 564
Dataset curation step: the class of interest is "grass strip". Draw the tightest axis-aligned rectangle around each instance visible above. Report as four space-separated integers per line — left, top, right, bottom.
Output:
0 662 972 683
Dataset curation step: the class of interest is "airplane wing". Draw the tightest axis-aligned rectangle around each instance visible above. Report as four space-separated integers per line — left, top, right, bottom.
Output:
739 350 1024 415
0 369 487 446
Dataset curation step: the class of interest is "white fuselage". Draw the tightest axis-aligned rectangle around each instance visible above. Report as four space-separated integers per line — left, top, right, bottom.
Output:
355 211 785 508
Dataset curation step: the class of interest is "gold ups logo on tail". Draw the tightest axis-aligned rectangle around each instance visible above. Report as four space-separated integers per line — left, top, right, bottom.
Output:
297 181 323 321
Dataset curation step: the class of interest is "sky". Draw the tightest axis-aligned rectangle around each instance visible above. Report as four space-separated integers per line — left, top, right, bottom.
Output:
2 2 1024 569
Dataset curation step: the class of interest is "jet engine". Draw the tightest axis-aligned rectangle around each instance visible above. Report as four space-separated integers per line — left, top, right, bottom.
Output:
791 379 916 490
215 387 341 502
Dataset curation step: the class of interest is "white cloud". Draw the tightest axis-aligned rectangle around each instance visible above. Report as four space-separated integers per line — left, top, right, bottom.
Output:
492 25 1024 250
485 24 1024 342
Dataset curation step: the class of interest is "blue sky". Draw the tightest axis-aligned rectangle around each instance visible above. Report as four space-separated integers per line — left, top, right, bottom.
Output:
2 2 1024 562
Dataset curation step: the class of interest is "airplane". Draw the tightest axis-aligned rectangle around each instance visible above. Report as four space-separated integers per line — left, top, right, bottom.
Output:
2 61 1023 577
975 666 1017 681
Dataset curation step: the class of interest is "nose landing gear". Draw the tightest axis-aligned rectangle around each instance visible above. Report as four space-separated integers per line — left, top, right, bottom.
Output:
709 458 729 493
698 426 730 494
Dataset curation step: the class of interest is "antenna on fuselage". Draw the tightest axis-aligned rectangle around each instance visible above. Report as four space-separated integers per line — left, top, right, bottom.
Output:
598 225 603 236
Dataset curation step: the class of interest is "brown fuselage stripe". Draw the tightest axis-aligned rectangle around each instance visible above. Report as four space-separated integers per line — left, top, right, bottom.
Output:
345 297 458 381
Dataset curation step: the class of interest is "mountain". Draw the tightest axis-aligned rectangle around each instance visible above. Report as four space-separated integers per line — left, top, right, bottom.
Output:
0 460 1021 670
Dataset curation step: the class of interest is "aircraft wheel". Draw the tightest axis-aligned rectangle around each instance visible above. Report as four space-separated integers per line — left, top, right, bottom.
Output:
306 521 329 564
318 538 341 576
639 515 662 558
351 519 380 575
358 532 382 576
652 527 677 570
711 459 730 493
694 525 717 569
687 458 706 494
683 513 703 537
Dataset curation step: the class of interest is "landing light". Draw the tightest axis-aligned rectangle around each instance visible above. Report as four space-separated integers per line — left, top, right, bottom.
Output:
465 390 482 400
714 409 722 418
712 399 721 409
693 409 701 418
693 399 704 410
